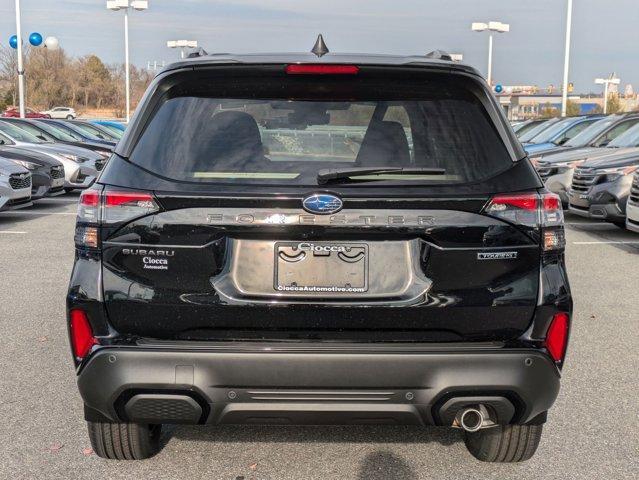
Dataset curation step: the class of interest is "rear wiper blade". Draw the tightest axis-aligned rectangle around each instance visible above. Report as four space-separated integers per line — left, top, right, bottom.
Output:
317 167 446 184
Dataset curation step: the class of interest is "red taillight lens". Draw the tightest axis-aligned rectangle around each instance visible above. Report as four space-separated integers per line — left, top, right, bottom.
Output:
483 192 565 250
80 190 99 207
545 312 570 362
104 191 155 208
102 191 158 224
69 309 98 359
285 64 360 75
489 194 538 211
484 193 539 227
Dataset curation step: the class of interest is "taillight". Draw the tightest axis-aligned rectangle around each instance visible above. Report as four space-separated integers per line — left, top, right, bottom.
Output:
285 64 360 75
483 192 565 251
545 312 570 363
69 309 98 360
75 187 159 248
102 191 158 224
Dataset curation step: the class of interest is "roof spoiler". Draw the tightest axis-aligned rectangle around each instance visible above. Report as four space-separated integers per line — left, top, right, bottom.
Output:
424 50 453 61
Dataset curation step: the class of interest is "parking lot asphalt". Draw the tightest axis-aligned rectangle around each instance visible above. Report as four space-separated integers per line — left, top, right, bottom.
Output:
0 194 637 480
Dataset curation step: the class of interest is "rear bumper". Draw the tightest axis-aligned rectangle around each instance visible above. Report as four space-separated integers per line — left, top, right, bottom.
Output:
78 344 560 427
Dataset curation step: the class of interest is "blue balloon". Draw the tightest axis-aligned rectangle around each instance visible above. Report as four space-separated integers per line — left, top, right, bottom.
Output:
494 84 504 94
9 35 18 49
29 32 43 47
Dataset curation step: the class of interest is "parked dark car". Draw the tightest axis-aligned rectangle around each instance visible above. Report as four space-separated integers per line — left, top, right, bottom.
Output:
523 115 604 155
529 113 639 160
535 122 639 206
517 117 561 144
513 118 548 137
68 49 572 463
0 146 65 198
67 120 119 144
1 117 113 158
39 119 117 148
568 153 639 227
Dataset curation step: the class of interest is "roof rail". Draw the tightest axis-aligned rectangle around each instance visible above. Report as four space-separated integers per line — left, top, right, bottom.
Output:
187 47 209 58
424 50 453 61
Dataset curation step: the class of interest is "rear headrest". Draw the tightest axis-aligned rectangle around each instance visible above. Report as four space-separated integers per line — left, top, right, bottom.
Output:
199 111 264 170
356 120 410 166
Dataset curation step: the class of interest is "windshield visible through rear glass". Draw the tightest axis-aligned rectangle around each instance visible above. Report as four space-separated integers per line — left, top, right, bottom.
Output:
129 78 513 186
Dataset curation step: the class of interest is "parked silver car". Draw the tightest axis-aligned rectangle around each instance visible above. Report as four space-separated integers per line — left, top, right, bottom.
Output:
0 121 105 190
0 157 32 211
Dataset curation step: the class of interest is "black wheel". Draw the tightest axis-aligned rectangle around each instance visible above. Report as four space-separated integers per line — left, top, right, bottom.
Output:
464 424 543 463
66 114 74 119
87 421 162 460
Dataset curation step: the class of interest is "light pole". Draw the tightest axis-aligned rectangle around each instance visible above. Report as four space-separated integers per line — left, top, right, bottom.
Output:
12 0 59 118
595 74 621 114
106 0 148 122
560 0 573 117
167 40 198 59
14 0 25 118
471 21 510 86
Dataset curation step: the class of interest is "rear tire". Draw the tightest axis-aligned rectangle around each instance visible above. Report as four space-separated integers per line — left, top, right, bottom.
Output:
66 115 74 119
464 424 543 463
87 421 161 460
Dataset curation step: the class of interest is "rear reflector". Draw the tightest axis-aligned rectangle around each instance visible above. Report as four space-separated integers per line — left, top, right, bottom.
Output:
286 64 360 75
545 312 569 362
69 309 98 360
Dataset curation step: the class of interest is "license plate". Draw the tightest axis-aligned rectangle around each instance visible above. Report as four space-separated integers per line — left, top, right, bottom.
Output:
579 194 588 199
274 242 368 294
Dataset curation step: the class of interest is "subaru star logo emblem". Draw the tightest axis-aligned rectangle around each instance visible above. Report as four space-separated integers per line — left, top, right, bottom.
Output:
302 193 343 215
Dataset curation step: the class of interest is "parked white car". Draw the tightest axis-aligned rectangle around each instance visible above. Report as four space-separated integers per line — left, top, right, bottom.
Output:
42 107 76 119
626 171 639 232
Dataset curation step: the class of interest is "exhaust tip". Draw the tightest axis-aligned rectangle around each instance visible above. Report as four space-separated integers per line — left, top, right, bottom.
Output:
459 407 484 432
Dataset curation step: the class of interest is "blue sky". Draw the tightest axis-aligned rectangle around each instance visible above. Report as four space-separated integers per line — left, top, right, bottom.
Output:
0 0 637 92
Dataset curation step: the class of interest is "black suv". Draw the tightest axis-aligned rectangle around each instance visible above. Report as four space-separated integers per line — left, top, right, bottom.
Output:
67 45 572 463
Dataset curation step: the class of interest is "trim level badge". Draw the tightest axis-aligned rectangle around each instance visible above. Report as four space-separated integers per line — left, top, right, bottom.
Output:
302 193 343 215
477 252 518 260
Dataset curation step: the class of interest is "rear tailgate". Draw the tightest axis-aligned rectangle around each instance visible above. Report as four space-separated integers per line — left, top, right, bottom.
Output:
101 192 540 342
98 62 542 342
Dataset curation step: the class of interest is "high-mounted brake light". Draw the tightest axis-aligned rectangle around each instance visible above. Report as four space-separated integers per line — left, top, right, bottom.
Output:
286 64 359 75
483 192 565 251
69 309 98 360
545 312 570 362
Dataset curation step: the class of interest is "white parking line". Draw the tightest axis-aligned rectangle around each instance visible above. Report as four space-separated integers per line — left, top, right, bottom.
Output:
0 211 76 216
38 198 78 203
0 230 27 234
573 241 639 245
565 222 615 226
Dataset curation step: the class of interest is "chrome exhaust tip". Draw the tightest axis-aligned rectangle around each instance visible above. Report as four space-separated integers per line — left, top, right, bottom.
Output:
458 407 485 432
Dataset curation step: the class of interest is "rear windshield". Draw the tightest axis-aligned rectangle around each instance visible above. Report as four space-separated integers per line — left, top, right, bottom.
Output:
129 73 513 186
